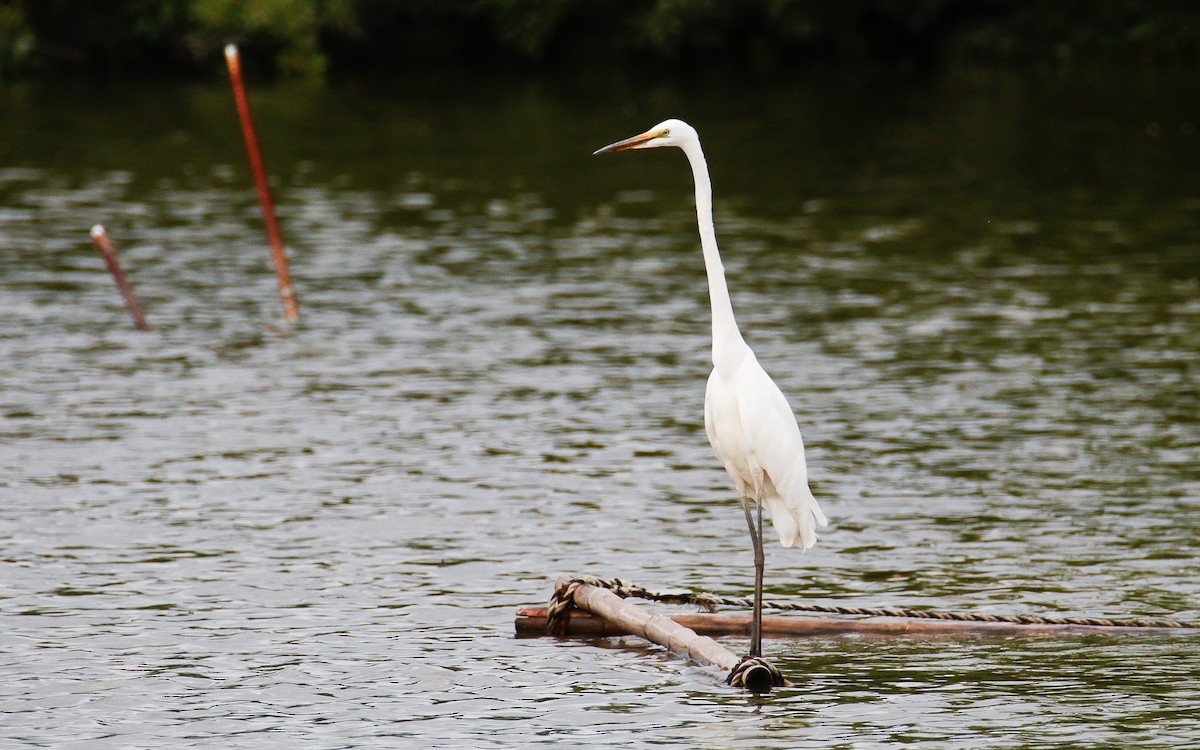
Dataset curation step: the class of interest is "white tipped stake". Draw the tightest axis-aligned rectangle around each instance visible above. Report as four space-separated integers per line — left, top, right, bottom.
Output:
90 224 151 331
224 42 300 324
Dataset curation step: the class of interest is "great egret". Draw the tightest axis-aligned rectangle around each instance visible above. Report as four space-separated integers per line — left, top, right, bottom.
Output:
594 119 828 660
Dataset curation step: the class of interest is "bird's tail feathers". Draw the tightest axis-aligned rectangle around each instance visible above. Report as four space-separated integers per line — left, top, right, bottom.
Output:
765 487 827 550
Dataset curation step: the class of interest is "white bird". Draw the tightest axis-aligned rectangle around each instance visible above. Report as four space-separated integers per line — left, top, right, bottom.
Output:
594 119 828 659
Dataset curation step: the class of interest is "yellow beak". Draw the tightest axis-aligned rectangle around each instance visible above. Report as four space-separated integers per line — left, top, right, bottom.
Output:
593 128 661 155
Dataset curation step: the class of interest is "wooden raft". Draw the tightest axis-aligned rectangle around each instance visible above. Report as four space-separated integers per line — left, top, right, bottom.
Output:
535 577 784 690
516 606 1191 638
519 577 1195 690
520 576 1193 643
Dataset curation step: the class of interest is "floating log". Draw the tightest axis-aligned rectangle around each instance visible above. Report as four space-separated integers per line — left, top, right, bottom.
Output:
90 225 150 331
547 578 784 690
224 43 299 323
560 580 741 668
526 577 1198 691
516 606 1191 638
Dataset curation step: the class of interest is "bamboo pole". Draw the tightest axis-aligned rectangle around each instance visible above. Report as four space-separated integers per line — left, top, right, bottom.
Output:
90 225 150 331
550 578 782 690
562 580 741 669
516 606 1191 638
224 43 299 323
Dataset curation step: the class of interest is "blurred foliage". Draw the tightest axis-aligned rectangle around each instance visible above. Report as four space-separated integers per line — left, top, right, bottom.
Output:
188 0 357 76
0 3 33 73
1 0 1198 78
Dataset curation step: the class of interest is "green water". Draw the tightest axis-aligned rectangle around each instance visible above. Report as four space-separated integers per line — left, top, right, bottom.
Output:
0 66 1197 747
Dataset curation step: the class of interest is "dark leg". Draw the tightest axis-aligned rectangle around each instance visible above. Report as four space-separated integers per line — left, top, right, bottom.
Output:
740 496 765 658
755 499 764 654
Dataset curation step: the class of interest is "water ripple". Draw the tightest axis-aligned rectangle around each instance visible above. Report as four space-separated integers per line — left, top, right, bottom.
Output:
1 75 1198 747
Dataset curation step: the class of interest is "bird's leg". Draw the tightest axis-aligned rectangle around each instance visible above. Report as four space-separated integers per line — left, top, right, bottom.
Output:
740 495 765 658
755 498 765 655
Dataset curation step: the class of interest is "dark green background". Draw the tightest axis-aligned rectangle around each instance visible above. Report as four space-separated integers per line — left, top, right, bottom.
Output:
2 0 1199 78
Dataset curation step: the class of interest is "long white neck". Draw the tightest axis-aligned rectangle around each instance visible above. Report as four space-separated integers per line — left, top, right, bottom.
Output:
680 138 748 372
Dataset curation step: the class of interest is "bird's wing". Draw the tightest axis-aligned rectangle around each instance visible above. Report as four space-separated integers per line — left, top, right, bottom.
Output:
732 357 809 495
732 356 828 546
705 368 754 496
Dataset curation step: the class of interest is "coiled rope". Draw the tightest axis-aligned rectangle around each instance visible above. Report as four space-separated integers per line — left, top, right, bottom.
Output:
726 655 787 689
547 575 1200 631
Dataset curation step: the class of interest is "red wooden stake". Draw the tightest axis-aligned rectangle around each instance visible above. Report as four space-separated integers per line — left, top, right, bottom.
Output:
224 43 300 323
90 224 151 331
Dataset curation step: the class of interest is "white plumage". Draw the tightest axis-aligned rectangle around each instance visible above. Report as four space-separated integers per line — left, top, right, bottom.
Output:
595 118 828 658
705 345 828 549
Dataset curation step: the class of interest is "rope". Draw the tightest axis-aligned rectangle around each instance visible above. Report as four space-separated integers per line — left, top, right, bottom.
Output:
550 574 1200 630
545 578 588 636
726 655 788 690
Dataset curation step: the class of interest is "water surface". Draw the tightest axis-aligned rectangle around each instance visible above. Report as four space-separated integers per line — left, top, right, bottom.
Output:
1 67 1198 747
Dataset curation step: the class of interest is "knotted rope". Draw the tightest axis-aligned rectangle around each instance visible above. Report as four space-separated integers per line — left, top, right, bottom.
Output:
726 655 788 690
547 574 1200 631
545 577 590 636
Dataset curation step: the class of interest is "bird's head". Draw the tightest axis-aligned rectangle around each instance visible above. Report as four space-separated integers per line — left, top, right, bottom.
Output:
593 119 697 155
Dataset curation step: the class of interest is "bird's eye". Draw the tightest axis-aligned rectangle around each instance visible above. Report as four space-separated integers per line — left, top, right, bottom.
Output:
659 130 670 137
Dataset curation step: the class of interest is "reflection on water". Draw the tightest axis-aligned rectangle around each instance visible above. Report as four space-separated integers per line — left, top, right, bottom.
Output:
0 67 1198 747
